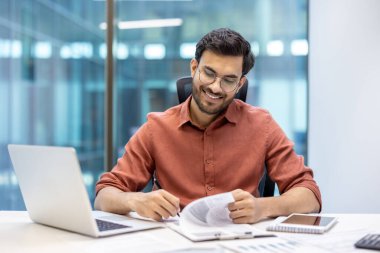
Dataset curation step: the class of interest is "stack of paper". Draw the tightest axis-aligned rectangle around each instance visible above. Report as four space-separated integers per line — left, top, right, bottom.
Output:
167 192 274 242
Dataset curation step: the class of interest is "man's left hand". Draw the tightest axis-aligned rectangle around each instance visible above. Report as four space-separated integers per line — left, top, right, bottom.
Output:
227 189 264 224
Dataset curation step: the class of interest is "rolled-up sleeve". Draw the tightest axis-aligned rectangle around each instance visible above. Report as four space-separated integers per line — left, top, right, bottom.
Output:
265 114 322 210
95 122 155 195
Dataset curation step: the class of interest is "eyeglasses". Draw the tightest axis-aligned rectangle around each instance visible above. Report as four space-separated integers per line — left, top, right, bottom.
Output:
197 67 241 93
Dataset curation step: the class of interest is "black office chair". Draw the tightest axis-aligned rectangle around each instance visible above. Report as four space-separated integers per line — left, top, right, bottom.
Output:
176 76 275 197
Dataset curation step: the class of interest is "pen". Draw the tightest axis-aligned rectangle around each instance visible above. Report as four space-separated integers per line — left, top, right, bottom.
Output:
154 177 181 217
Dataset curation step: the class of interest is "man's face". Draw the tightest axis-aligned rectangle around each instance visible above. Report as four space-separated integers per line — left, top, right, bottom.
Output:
190 50 246 116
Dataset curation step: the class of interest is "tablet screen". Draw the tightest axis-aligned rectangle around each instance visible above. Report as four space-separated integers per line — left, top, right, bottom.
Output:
282 215 335 227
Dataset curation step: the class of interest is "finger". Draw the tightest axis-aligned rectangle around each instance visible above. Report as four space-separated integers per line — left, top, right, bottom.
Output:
158 198 179 217
136 209 162 221
227 202 237 211
160 190 180 213
229 209 246 220
228 199 248 211
151 193 179 217
228 190 245 210
231 189 249 201
149 211 164 221
232 216 250 224
151 202 173 219
161 190 180 208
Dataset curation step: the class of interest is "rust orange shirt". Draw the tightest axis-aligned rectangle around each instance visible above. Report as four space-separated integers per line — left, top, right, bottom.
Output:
96 97 322 208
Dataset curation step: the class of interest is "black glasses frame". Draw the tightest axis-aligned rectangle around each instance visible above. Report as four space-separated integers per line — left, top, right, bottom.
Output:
197 67 242 93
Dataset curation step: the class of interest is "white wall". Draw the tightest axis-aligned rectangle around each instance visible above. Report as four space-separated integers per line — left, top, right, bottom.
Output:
309 0 380 213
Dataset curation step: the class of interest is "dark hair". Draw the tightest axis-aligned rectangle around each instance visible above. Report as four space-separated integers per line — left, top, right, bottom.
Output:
195 28 255 75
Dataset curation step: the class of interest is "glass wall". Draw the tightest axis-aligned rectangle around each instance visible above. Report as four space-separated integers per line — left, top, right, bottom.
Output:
113 0 309 160
0 0 308 210
0 0 105 210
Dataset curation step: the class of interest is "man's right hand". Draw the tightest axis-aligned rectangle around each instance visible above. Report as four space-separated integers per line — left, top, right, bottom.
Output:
94 187 180 221
129 190 180 221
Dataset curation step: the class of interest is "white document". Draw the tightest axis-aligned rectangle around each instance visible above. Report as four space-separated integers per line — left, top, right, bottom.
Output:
282 228 376 253
220 237 331 253
181 192 235 227
167 192 274 242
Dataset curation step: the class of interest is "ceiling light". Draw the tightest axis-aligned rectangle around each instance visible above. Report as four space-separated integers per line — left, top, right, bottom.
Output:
100 18 183 30
291 39 309 56
267 40 284 56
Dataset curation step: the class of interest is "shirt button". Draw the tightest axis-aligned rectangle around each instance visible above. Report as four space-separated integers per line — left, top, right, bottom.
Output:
205 159 211 164
207 186 213 191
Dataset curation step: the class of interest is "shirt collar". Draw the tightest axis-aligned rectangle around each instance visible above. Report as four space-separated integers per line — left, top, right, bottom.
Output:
224 99 239 124
178 96 239 128
178 96 193 128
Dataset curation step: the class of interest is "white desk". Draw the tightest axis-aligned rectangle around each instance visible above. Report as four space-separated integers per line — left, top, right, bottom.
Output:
1 211 379 253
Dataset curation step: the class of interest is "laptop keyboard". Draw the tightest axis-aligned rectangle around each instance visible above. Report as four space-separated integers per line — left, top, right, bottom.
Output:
95 219 131 232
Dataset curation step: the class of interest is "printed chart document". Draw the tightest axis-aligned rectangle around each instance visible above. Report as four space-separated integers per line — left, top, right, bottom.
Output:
167 192 274 242
282 228 375 253
219 237 331 253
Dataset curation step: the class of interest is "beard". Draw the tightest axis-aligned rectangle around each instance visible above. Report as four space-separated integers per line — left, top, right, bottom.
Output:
191 83 234 115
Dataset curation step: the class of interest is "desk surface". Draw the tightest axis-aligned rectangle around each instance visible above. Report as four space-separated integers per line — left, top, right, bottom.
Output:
1 211 379 253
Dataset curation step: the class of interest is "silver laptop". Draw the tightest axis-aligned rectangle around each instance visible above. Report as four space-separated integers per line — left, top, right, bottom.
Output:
8 144 163 237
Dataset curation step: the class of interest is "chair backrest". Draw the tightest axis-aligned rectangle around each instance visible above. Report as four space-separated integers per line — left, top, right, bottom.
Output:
258 166 276 197
175 76 275 197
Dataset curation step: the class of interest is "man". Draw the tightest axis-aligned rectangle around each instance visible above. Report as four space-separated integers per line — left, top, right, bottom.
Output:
95 28 321 224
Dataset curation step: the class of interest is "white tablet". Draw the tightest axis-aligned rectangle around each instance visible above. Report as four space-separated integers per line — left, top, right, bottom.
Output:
267 213 338 234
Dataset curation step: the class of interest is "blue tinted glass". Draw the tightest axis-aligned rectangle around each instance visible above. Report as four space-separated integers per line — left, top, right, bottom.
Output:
0 0 105 210
114 0 309 159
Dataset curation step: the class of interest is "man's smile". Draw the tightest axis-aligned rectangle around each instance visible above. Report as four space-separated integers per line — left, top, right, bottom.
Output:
203 88 223 101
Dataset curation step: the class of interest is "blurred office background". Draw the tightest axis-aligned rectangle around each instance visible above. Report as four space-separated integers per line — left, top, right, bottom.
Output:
0 0 309 210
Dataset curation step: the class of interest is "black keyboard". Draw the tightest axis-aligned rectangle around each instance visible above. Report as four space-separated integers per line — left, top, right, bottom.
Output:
355 234 380 251
95 219 130 232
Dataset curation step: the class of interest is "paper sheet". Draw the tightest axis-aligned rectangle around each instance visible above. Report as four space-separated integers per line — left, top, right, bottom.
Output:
181 192 235 228
282 228 374 253
220 237 330 253
167 192 273 241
